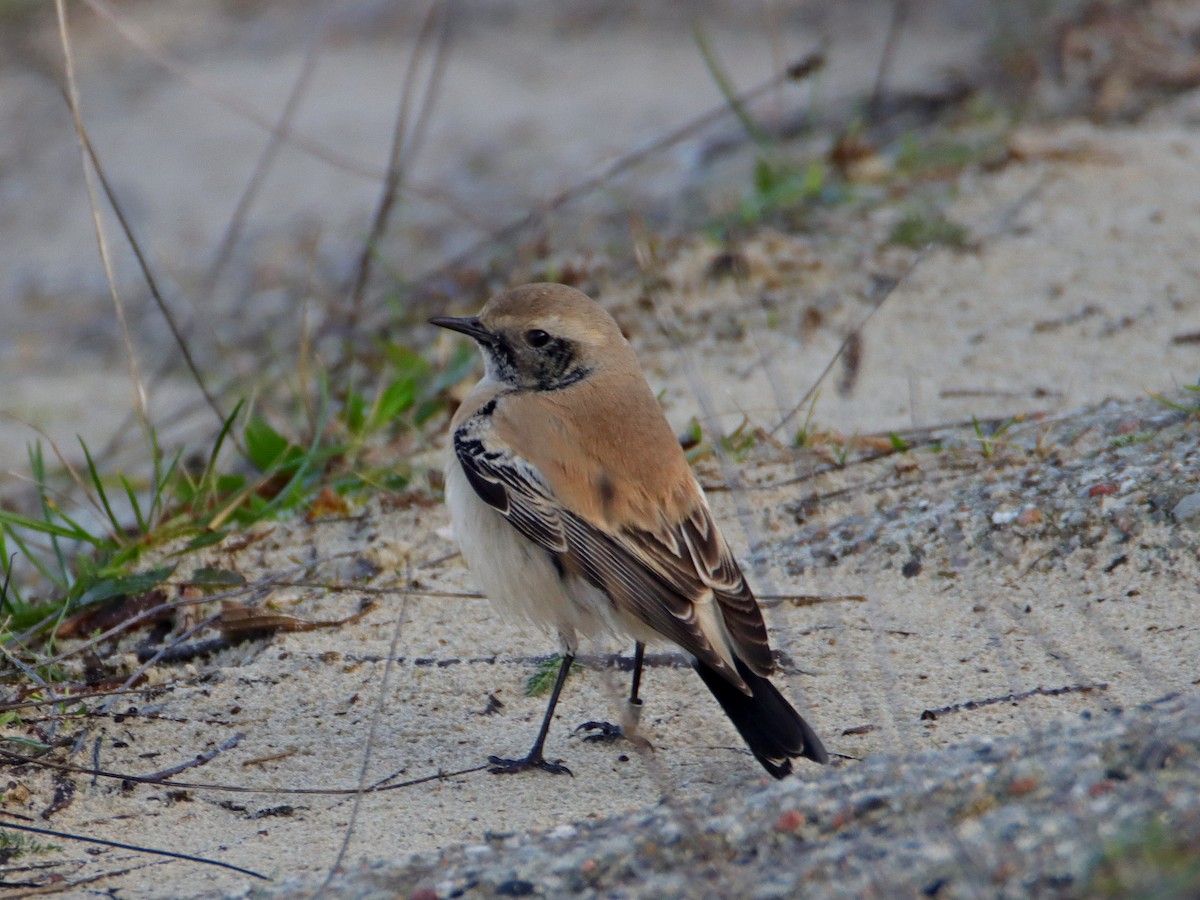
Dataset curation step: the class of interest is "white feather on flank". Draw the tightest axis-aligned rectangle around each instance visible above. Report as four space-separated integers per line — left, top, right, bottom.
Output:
446 449 659 653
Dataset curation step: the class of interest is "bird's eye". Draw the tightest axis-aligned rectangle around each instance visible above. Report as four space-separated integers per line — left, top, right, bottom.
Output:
525 329 551 348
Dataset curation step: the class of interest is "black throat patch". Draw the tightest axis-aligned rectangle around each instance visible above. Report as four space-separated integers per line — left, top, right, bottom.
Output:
487 334 590 392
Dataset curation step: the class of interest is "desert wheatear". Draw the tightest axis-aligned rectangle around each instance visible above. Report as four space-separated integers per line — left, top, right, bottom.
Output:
432 283 827 777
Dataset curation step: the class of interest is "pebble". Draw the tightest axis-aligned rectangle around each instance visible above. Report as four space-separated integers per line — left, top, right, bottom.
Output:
991 507 1019 525
1171 491 1200 524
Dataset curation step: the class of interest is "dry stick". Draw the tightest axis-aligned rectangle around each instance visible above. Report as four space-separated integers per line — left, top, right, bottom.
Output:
919 682 1108 721
770 250 927 440
54 0 152 446
204 21 328 299
405 51 826 296
70 116 227 432
318 576 412 895
92 16 332 465
143 732 245 783
97 612 222 714
265 579 862 607
999 586 1168 705
17 864 161 897
0 645 63 715
31 554 354 668
868 0 910 120
0 820 269 882
344 0 452 360
0 688 163 715
0 747 485 796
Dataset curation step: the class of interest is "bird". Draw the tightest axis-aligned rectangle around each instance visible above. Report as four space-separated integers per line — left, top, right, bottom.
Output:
431 283 828 778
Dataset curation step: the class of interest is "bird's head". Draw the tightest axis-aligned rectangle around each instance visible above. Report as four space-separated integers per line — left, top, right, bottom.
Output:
430 283 629 392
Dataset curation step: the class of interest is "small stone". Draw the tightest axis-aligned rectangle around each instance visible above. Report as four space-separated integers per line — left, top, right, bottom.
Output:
1171 492 1200 524
775 810 804 833
1008 777 1038 796
991 507 1019 525
1016 507 1043 527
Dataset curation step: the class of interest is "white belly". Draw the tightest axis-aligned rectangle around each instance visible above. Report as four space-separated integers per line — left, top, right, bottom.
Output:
445 454 636 652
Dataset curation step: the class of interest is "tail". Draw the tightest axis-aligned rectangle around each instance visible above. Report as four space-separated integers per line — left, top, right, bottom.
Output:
693 656 828 778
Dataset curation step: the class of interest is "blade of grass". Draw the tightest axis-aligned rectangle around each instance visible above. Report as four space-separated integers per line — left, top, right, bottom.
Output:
117 473 148 535
186 399 246 515
0 509 95 546
149 446 185 526
78 438 119 534
29 444 70 584
255 387 336 520
1 525 67 593
0 553 15 620
692 21 771 148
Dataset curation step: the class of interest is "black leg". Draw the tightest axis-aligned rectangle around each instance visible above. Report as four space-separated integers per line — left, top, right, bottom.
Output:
629 640 645 707
489 653 574 775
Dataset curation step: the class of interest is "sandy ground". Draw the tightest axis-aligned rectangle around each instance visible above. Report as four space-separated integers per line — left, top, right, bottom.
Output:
0 2 1199 898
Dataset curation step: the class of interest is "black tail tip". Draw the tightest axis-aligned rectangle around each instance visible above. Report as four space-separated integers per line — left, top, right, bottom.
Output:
757 716 828 779
693 658 829 779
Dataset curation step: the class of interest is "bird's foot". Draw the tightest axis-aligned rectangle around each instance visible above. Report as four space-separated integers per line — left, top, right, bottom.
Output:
574 720 626 743
487 753 572 776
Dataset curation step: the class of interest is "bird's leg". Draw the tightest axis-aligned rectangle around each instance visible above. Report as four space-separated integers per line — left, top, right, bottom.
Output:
488 653 574 775
629 639 646 708
577 641 645 743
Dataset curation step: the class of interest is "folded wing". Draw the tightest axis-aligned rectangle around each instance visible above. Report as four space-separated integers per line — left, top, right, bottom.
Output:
455 430 773 691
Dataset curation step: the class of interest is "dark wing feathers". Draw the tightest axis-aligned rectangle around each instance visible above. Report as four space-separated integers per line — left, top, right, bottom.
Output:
454 431 770 683
624 510 773 677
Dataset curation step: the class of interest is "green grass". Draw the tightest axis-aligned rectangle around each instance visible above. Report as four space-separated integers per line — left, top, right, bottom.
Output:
525 655 582 698
0 338 476 652
1149 381 1200 416
682 417 760 465
1109 431 1154 449
0 830 61 862
972 414 1019 459
889 209 969 249
693 20 849 232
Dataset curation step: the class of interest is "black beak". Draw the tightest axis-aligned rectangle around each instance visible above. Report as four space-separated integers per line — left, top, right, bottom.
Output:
429 315 496 345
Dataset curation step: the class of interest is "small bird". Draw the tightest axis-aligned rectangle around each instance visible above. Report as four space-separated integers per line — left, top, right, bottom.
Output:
431 283 828 778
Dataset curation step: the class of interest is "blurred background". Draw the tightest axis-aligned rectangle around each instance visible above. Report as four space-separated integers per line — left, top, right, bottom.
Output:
4 0 1166 467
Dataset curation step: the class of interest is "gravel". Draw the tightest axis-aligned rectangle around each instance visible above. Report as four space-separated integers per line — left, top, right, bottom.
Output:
266 692 1200 899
